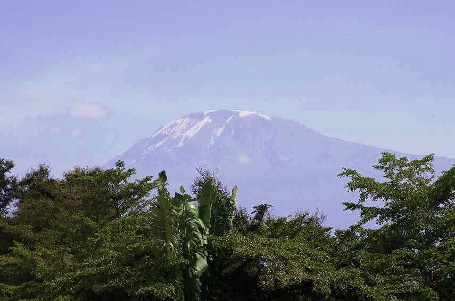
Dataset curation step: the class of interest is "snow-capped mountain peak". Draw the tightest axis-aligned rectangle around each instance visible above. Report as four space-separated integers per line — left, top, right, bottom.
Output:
147 109 272 151
237 110 271 120
203 109 271 121
152 115 212 138
106 109 455 229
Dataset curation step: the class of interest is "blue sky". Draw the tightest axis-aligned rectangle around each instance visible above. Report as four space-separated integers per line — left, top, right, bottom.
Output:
1 0 454 176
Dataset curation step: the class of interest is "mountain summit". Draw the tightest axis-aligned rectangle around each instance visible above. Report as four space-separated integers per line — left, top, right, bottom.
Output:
143 109 272 153
106 109 455 228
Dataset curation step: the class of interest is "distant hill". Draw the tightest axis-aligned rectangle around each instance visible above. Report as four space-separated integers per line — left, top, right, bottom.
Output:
105 109 455 228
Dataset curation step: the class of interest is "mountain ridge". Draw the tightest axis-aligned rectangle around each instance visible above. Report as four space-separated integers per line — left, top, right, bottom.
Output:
105 109 455 228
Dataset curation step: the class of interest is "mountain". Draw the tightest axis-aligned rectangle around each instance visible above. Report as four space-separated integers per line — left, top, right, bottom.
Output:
105 109 455 228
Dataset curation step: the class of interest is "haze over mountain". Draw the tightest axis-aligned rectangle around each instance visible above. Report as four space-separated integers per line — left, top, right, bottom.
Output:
106 109 455 228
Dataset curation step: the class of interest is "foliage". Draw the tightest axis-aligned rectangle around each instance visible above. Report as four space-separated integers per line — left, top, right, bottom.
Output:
0 153 454 300
339 152 455 300
0 159 17 218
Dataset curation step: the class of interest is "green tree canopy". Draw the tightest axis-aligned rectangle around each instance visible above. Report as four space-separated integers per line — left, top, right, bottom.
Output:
339 152 455 300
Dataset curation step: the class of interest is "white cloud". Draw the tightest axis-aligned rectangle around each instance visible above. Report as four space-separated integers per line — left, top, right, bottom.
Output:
237 153 251 164
70 102 107 120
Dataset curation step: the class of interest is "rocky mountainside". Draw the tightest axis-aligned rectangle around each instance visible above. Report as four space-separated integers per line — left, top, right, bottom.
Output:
105 109 455 228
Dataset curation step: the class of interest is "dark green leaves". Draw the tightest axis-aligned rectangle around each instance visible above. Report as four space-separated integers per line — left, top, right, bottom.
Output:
1 153 454 300
339 152 455 299
0 159 16 217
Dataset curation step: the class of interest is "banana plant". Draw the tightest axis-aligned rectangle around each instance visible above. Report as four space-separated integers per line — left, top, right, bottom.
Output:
196 178 238 299
150 171 179 260
219 185 237 234
197 178 218 234
151 172 210 301
198 178 238 236
174 187 208 301
150 173 238 300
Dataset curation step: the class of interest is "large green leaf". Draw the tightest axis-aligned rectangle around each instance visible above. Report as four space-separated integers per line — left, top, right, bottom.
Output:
197 179 218 234
174 187 208 301
150 171 179 260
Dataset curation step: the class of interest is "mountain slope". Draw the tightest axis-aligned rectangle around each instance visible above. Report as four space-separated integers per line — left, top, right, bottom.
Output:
106 109 455 228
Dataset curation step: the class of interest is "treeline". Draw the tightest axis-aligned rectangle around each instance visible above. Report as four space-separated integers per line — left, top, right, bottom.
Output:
0 153 454 300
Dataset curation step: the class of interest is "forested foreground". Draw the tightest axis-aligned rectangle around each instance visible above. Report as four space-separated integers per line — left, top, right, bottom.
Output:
1 153 455 300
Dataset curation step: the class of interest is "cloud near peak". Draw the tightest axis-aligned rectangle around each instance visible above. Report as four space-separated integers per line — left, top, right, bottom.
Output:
70 102 107 120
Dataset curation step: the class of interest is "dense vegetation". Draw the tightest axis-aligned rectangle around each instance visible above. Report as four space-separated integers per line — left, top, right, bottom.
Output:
0 152 454 300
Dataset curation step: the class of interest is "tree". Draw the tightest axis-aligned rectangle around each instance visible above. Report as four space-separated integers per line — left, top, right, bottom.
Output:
210 210 337 300
339 152 455 300
249 204 273 233
0 159 17 256
5 153 454 300
0 161 162 300
0 159 16 218
191 166 228 200
63 160 156 221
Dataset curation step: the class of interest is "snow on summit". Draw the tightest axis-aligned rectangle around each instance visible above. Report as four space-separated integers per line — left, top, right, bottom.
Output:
153 115 212 138
214 109 271 121
106 109 455 229
237 110 271 120
143 109 274 152
152 109 270 139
